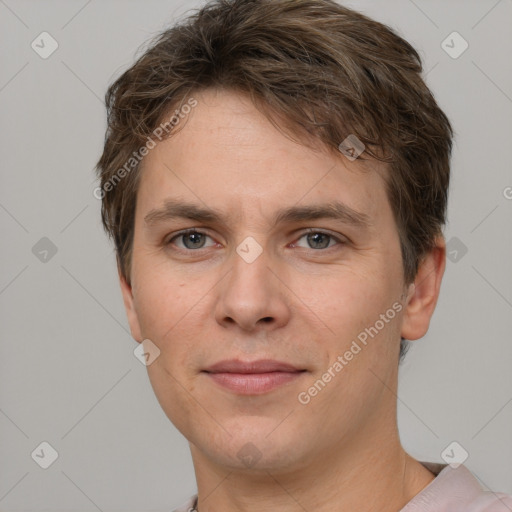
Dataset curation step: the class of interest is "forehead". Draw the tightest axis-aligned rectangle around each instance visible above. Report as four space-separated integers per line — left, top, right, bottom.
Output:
136 89 391 227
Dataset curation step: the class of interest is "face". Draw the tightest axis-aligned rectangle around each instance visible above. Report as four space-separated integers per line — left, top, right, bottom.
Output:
120 88 443 473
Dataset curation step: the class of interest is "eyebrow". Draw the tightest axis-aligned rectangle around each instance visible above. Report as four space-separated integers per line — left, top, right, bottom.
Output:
143 198 371 230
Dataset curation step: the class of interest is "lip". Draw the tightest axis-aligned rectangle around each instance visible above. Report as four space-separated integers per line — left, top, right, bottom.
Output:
204 359 302 374
202 359 306 395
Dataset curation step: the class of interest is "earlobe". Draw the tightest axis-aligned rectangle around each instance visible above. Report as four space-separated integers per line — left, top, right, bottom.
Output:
118 262 143 343
400 237 446 341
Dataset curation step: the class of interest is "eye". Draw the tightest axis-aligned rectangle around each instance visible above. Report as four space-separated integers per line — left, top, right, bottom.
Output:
165 229 345 252
167 230 216 250
293 230 343 250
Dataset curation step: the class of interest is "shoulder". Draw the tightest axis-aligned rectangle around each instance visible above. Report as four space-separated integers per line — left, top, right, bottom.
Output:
463 491 512 512
171 494 198 512
402 463 512 512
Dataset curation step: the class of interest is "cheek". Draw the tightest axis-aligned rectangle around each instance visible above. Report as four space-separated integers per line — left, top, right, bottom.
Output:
132 269 188 344
131 266 213 374
314 265 390 320
311 264 403 364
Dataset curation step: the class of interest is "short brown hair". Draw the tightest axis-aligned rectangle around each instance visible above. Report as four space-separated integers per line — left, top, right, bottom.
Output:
95 0 453 361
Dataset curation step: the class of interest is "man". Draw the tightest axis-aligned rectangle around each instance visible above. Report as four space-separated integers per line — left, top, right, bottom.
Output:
95 0 512 510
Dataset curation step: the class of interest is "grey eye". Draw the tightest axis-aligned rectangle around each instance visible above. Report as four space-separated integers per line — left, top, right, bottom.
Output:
295 232 337 250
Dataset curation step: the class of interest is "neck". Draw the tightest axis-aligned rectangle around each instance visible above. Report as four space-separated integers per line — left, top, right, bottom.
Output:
189 411 435 512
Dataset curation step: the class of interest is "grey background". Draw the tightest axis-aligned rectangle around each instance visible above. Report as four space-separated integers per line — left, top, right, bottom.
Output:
1 0 511 510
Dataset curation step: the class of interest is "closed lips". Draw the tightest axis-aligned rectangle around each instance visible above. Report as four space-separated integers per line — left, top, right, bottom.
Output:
202 360 307 395
203 359 305 374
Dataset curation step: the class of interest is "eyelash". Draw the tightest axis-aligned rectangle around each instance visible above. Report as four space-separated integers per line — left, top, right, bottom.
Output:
165 228 346 252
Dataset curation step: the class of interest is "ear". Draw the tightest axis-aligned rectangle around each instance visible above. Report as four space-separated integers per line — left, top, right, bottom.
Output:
401 236 446 341
118 260 143 343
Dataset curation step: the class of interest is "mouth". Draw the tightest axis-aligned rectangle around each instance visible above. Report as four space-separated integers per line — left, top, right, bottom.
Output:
202 359 307 395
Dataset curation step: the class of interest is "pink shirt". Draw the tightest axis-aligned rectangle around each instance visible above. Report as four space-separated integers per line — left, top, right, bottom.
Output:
172 462 512 512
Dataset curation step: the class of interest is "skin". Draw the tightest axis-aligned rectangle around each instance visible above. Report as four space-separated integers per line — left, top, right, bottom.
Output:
119 88 446 512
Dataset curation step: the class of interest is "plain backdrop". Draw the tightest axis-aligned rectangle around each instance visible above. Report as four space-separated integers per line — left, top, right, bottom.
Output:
1 0 511 510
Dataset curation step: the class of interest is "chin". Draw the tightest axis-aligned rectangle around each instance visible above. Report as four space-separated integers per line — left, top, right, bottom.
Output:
193 422 311 473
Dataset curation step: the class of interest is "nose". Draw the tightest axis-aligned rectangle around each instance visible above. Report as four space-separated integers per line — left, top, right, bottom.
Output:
214 241 291 333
